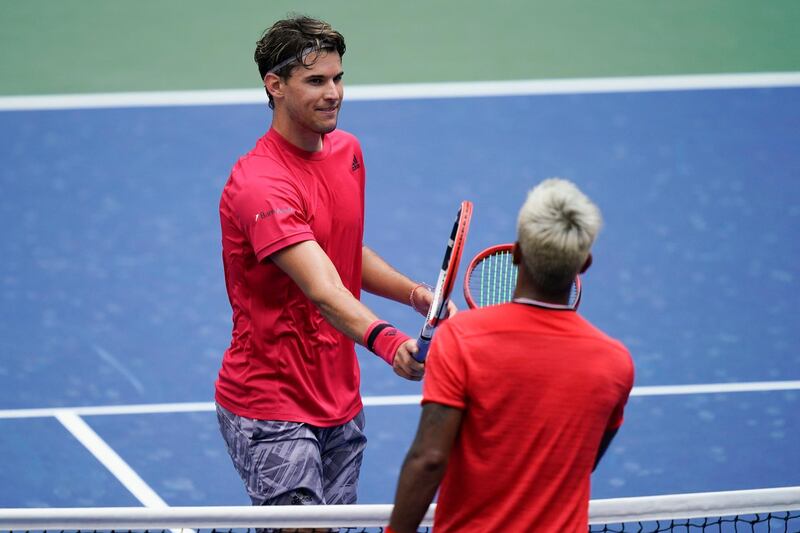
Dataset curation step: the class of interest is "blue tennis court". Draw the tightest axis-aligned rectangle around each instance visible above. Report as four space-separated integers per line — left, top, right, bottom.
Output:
1 83 799 510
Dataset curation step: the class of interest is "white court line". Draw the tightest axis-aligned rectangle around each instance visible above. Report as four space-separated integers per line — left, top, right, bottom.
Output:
55 412 193 533
0 72 799 111
1 380 799 420
631 381 800 396
54 412 170 508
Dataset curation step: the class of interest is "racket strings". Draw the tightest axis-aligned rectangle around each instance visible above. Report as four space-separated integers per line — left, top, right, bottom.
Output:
469 250 516 307
467 249 579 309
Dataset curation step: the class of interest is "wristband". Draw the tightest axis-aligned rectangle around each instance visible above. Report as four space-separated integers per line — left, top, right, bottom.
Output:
384 526 397 533
363 320 412 365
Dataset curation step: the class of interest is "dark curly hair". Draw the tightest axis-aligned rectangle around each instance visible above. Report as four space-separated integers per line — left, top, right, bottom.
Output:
255 15 346 109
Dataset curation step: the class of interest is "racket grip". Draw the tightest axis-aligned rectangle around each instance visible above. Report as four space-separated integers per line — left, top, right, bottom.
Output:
415 337 431 362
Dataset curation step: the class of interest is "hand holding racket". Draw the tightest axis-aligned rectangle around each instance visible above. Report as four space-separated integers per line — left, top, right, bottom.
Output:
415 200 473 362
463 243 581 309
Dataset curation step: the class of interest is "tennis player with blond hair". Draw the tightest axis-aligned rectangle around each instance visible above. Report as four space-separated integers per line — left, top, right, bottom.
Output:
388 178 634 532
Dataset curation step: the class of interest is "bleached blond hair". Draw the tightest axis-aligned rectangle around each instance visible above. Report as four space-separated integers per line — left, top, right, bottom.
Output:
517 178 602 294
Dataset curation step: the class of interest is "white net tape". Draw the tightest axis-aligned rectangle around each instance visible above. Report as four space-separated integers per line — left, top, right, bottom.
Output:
0 486 797 531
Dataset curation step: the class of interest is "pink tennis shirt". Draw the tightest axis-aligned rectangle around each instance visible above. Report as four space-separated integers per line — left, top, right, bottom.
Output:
216 127 366 426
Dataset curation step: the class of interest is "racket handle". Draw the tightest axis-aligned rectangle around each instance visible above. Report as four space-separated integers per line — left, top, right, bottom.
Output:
415 337 431 362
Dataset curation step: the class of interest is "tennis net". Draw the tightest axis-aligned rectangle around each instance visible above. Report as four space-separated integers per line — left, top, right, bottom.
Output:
0 486 797 532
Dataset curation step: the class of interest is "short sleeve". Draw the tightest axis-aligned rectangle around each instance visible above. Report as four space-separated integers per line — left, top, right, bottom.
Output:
233 174 315 261
607 349 635 430
422 321 468 410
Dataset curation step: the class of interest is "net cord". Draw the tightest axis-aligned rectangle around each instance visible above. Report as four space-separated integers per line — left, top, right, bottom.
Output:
588 486 800 525
0 504 430 530
0 487 797 530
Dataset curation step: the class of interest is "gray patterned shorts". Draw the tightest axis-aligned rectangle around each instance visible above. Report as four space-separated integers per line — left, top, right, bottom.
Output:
216 403 367 506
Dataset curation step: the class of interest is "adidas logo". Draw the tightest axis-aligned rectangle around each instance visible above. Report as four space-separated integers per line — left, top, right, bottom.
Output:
351 155 361 171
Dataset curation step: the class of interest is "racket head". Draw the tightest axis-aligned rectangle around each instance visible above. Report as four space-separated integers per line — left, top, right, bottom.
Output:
463 243 582 310
463 243 517 309
424 200 473 329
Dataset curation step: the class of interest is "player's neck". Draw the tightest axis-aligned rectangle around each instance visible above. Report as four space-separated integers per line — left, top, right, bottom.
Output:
513 275 571 306
271 114 324 153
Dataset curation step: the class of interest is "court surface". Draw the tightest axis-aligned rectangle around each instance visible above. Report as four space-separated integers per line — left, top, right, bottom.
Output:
1 0 799 514
1 80 799 507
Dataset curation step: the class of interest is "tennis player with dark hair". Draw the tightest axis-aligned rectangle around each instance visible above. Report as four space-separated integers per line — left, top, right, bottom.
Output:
388 179 635 532
215 15 452 508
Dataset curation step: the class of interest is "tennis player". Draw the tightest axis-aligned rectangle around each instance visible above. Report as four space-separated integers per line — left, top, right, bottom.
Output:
215 15 453 508
388 179 635 532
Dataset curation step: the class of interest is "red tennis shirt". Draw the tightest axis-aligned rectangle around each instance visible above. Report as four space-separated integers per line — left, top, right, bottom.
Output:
215 128 366 426
423 302 634 532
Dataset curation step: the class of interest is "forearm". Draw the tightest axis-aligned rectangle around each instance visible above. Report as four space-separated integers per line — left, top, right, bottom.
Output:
271 241 421 374
390 448 447 533
272 241 380 345
362 245 419 305
313 271 421 376
313 282 379 344
390 403 462 533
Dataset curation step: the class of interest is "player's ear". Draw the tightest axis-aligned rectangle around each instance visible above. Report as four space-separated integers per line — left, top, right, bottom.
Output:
579 253 593 274
512 242 522 265
264 73 284 101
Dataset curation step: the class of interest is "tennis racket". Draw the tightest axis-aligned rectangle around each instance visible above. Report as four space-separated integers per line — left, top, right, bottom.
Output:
463 243 581 310
415 200 473 362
